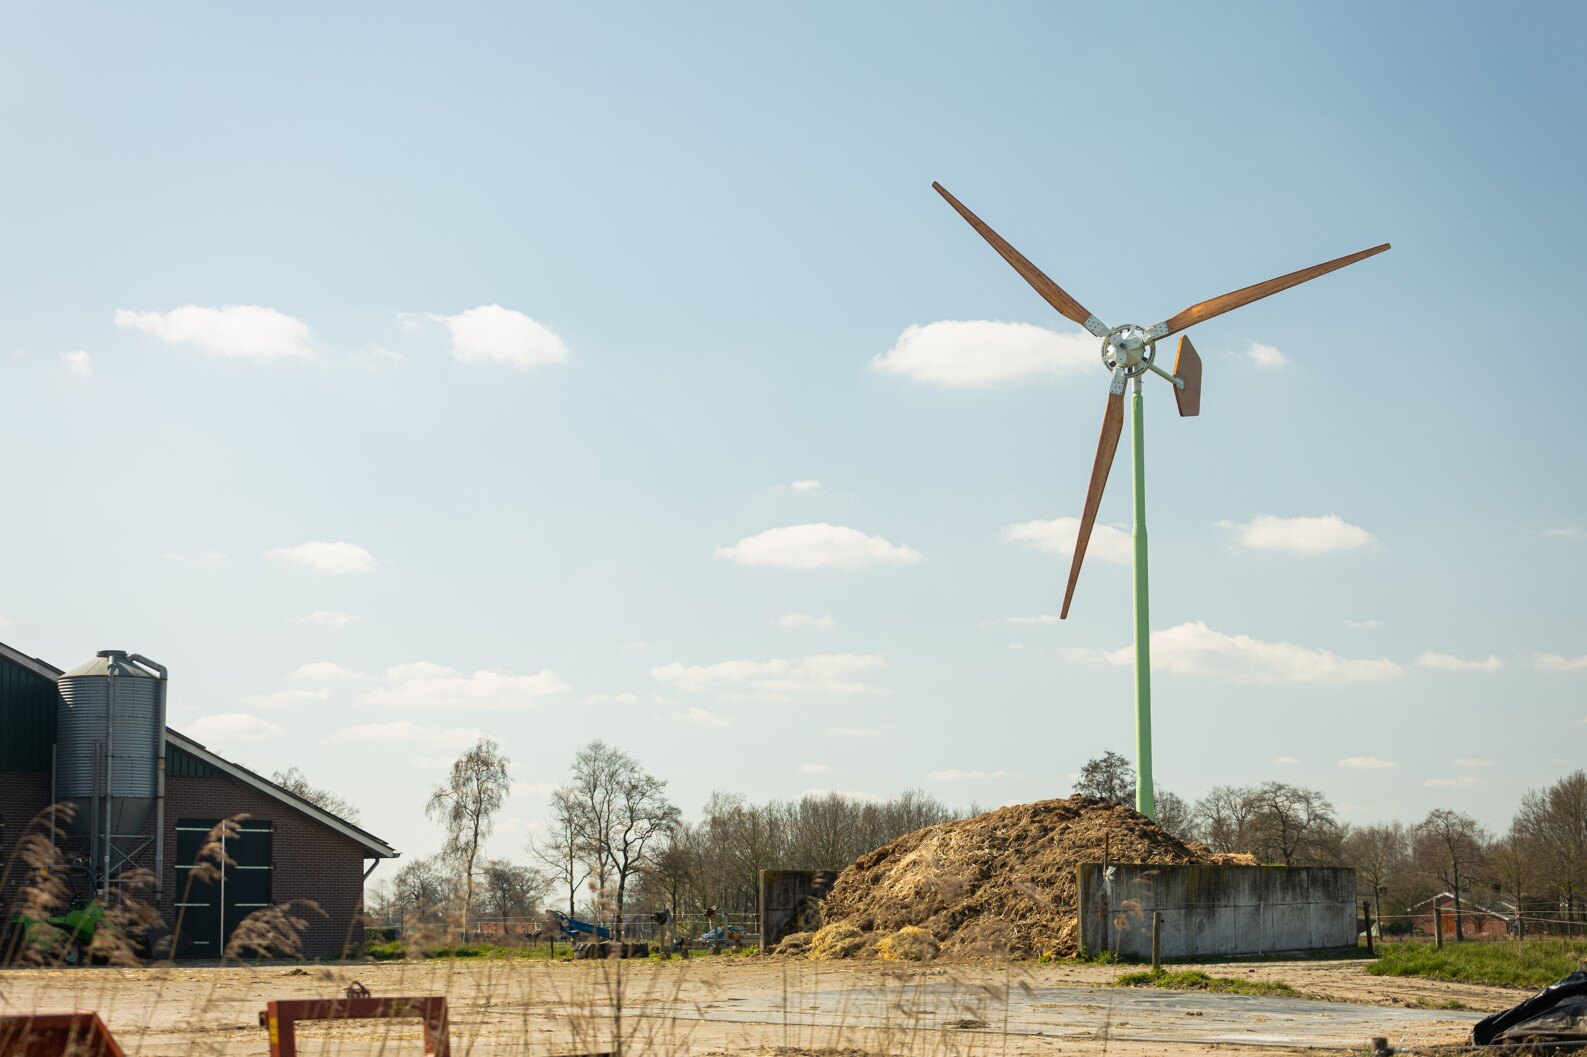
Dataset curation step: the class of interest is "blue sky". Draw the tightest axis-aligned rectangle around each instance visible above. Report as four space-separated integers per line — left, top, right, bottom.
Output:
2 2 1583 860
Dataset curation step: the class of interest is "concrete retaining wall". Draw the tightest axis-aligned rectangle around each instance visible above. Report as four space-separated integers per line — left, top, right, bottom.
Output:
1076 863 1357 958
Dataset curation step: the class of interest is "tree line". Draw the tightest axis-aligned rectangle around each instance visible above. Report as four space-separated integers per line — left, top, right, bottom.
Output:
1075 749 1587 940
350 738 1587 945
361 737 964 940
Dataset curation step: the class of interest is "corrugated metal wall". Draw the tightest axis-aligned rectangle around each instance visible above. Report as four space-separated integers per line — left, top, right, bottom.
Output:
167 744 223 779
0 653 57 771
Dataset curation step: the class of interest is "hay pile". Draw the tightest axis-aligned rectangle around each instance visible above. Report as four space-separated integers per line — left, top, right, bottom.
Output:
816 795 1251 959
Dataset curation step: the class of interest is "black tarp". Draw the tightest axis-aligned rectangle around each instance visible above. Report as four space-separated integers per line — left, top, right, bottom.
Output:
1471 969 1587 1046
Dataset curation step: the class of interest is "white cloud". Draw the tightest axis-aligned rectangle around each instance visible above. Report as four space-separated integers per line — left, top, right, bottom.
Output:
1415 651 1503 673
187 712 283 744
266 540 377 575
584 692 642 705
826 726 880 738
777 613 835 629
800 763 832 774
408 304 567 369
61 351 92 377
670 706 730 728
1004 518 1131 562
1007 614 1061 625
1536 653 1587 672
291 661 364 682
115 304 312 359
870 320 1094 387
1064 621 1402 684
305 610 361 626
787 479 823 493
1273 755 1301 765
652 653 886 702
1423 776 1482 789
359 662 570 710
1346 618 1385 629
1454 759 1496 768
510 780 555 798
1339 756 1399 770
1247 342 1289 369
1220 515 1374 554
716 523 922 570
241 688 329 708
1543 527 1584 539
926 769 1009 781
334 720 484 747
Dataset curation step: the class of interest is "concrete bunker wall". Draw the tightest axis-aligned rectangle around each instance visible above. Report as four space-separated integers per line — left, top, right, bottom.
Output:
1077 863 1357 958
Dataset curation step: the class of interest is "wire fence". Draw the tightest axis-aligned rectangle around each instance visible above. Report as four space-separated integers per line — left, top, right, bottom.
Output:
1364 907 1587 943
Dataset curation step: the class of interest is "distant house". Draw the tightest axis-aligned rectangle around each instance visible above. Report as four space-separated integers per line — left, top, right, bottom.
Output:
1408 892 1514 939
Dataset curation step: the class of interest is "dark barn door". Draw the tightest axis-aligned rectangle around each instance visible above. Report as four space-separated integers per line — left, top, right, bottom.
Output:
172 819 273 958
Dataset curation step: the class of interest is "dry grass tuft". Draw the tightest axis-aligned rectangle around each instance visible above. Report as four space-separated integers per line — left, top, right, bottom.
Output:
807 921 868 960
876 925 937 962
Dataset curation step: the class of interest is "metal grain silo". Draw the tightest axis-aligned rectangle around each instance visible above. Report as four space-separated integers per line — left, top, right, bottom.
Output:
56 650 168 891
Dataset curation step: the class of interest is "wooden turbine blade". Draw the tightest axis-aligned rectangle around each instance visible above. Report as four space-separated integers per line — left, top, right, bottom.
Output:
1062 390 1125 619
1150 243 1390 339
1173 335 1202 417
932 182 1109 337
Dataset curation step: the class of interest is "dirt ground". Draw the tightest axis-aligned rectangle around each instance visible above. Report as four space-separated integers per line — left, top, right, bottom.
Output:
0 955 1529 1056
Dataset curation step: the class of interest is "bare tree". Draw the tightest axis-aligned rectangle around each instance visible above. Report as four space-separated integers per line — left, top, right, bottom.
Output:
1244 782 1342 866
478 860 551 922
1074 751 1135 804
425 737 511 933
369 853 456 923
1342 822 1409 924
561 740 680 940
529 788 593 918
1486 833 1542 939
1413 808 1488 942
272 766 361 823
1513 770 1587 925
1193 785 1258 854
1154 789 1194 839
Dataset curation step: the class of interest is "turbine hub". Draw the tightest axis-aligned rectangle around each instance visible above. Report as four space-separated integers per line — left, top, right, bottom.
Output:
1101 324 1156 376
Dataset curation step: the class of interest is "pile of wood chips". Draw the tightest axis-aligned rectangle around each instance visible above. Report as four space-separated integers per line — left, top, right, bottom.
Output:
817 795 1253 958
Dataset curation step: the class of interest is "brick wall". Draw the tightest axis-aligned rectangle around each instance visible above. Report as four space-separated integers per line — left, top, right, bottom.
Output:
0 770 53 911
2 767 375 961
161 774 371 960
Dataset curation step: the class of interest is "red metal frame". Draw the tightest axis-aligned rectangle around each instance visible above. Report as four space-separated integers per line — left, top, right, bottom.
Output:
0 1011 128 1057
262 996 450 1057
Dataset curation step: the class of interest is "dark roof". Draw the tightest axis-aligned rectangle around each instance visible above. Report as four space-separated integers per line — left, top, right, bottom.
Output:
166 728 398 858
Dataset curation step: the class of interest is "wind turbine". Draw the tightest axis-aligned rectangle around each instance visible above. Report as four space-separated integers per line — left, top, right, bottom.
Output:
933 181 1388 819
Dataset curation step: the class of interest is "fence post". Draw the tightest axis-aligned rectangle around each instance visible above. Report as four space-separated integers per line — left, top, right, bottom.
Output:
1363 901 1374 955
1433 903 1443 950
1150 911 1161 971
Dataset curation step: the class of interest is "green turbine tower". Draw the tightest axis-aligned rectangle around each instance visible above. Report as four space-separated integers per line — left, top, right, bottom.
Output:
933 182 1388 819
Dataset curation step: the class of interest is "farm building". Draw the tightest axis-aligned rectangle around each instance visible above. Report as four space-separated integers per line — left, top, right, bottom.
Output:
1407 892 1515 940
0 638 397 960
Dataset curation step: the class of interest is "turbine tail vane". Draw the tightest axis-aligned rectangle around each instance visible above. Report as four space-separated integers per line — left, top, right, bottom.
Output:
1172 336 1202 417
